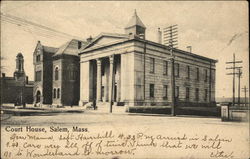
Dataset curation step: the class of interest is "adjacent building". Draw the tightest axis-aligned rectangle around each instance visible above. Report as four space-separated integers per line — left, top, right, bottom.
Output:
33 40 86 106
78 11 217 107
1 53 33 105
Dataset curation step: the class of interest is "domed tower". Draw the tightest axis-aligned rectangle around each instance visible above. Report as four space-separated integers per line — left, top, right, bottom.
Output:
125 10 146 39
14 52 26 81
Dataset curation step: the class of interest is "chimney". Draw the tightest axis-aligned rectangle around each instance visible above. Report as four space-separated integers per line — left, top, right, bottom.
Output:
78 41 82 49
87 36 93 43
187 46 192 53
157 28 162 44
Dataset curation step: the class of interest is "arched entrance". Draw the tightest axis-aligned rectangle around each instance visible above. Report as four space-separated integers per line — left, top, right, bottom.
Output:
36 91 41 103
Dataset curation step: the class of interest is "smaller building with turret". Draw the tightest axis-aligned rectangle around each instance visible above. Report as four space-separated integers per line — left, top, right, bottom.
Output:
32 39 87 106
1 53 34 105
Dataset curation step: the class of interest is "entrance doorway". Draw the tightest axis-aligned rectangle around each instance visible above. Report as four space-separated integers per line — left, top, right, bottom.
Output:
114 84 117 102
36 91 41 103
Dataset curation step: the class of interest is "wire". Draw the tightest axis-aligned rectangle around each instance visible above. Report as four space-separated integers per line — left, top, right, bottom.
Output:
1 18 69 40
1 13 84 40
1 2 33 13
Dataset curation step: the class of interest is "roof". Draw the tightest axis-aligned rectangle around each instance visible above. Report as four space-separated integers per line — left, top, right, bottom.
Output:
125 10 146 29
27 81 34 85
53 39 87 57
80 35 217 63
2 78 24 86
43 45 59 53
79 32 129 52
16 53 23 58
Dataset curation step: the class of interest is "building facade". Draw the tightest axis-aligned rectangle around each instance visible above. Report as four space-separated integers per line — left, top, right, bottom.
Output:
1 53 33 105
33 40 86 106
78 11 217 107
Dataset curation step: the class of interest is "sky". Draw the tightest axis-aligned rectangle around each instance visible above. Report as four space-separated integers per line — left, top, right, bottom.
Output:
0 1 249 98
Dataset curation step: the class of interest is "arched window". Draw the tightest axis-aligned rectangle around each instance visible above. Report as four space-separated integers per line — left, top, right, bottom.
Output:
55 67 59 80
68 65 77 80
53 89 56 98
57 88 60 98
36 55 41 62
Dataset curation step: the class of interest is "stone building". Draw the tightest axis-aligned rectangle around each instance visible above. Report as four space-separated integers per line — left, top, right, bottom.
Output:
78 11 217 108
1 53 33 105
33 40 86 106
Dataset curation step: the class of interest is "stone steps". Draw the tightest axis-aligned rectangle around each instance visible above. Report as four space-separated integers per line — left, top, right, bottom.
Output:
94 102 126 114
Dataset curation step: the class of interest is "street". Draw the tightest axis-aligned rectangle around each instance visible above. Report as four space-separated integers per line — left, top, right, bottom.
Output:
1 110 249 159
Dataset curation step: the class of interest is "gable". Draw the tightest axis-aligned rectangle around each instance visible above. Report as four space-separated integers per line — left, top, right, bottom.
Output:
33 41 43 56
92 36 125 47
83 34 129 52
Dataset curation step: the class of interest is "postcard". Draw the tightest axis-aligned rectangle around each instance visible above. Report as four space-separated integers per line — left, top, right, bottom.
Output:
1 1 249 159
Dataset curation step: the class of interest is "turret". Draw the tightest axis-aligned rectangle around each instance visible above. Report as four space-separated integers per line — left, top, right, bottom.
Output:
125 10 146 39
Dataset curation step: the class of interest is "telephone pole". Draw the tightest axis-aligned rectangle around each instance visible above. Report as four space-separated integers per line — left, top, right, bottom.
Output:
242 86 248 107
163 25 178 116
226 53 242 106
237 68 242 106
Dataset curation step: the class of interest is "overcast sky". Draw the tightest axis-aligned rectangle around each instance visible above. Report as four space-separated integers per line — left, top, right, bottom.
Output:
1 1 248 98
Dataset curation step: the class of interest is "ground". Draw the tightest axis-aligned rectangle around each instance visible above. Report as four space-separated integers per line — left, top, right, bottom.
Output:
1 109 249 159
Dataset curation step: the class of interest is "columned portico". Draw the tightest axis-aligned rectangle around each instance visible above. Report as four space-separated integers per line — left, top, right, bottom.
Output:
79 54 123 106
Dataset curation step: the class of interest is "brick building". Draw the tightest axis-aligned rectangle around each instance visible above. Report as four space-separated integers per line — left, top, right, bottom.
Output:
78 11 217 108
33 40 86 106
1 53 33 105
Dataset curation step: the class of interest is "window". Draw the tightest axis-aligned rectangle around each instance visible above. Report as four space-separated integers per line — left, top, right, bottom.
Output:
187 66 190 79
196 68 199 81
163 61 168 75
36 55 41 62
150 84 154 98
69 70 77 80
57 88 60 98
211 70 213 82
204 89 208 101
53 89 56 98
163 85 168 99
204 69 208 82
175 86 179 99
150 58 155 73
35 71 41 81
175 63 179 77
195 88 199 101
186 87 190 101
78 41 82 49
55 67 59 80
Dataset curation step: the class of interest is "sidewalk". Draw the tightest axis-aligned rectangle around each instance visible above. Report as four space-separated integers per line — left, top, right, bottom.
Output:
86 105 127 115
1 104 85 116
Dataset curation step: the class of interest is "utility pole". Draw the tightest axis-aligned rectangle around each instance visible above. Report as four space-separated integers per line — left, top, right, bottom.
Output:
226 53 242 106
187 46 192 53
163 25 178 116
242 86 248 107
237 68 242 106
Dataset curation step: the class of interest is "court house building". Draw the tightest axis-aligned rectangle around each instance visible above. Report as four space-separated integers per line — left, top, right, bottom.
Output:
78 11 217 107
